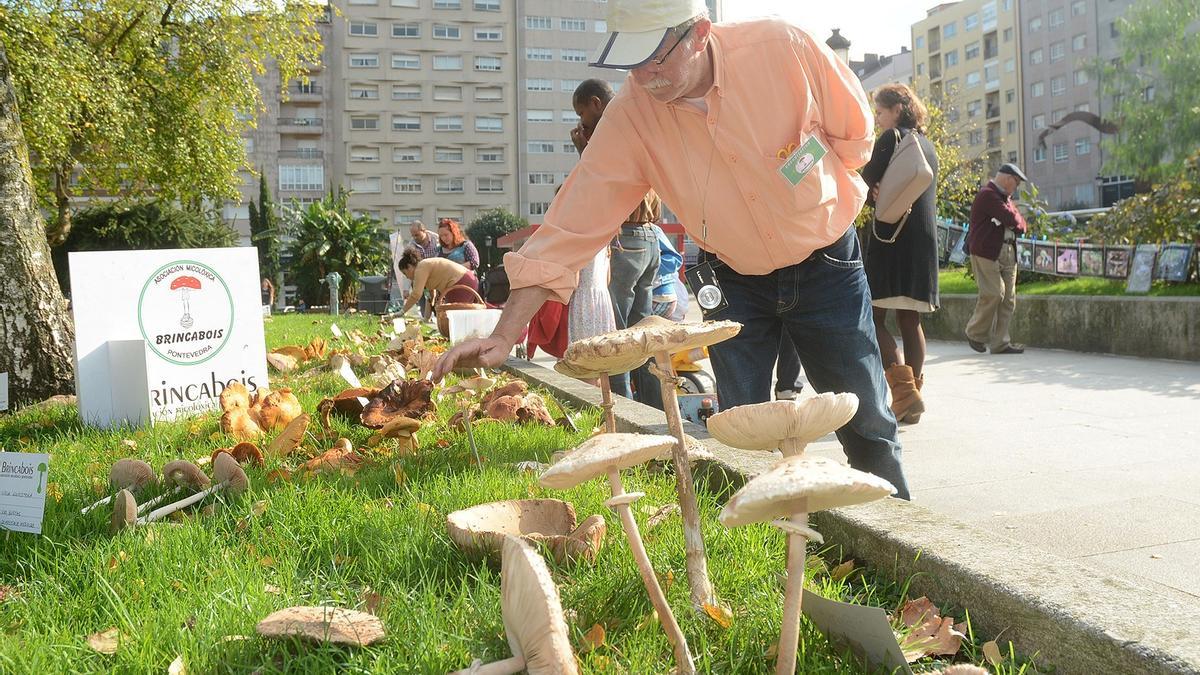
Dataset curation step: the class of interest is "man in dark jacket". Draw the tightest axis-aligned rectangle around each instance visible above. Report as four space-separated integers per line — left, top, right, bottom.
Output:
964 164 1028 354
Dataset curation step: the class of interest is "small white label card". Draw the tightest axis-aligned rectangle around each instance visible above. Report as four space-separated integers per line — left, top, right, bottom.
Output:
331 323 344 339
0 452 51 534
0 372 8 412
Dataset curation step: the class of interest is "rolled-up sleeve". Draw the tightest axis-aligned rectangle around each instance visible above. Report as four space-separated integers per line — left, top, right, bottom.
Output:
791 28 874 170
504 104 652 304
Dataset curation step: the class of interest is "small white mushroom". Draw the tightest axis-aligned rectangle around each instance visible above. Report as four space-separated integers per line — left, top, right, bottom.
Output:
135 453 249 526
706 393 859 458
540 433 695 674
81 459 156 515
719 456 894 675
449 536 578 675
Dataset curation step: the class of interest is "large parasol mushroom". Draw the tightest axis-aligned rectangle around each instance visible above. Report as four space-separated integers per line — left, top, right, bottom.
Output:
719 456 894 675
706 393 859 459
539 433 695 674
169 276 201 328
80 459 156 515
133 452 249 527
256 606 385 647
446 499 605 566
450 536 579 675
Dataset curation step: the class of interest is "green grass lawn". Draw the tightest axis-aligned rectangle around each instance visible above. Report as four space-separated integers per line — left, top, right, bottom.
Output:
1 314 1038 673
939 268 1200 296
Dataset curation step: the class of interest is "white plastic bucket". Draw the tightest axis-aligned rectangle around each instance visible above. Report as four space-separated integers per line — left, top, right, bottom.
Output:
447 308 503 344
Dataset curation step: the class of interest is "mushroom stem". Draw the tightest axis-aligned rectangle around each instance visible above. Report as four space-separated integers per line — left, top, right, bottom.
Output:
598 374 616 433
81 493 117 515
605 468 696 675
462 406 482 467
652 350 714 610
138 480 229 525
135 486 185 515
775 509 811 675
448 655 526 675
779 438 809 458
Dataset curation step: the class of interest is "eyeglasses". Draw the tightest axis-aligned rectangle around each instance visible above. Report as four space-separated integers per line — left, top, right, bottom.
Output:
651 24 693 66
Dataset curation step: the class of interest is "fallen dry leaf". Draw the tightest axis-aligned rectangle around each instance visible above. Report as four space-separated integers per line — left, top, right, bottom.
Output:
266 468 292 484
86 627 121 655
107 551 128 572
393 466 406 486
219 635 251 643
121 439 137 451
259 556 276 568
0 585 15 603
416 503 435 514
252 500 269 517
900 615 966 663
899 596 938 628
363 590 384 615
635 610 660 631
663 569 675 594
645 503 680 531
703 602 733 629
46 482 62 503
581 623 606 653
264 584 282 595
168 654 186 675
830 559 856 582
982 640 1003 665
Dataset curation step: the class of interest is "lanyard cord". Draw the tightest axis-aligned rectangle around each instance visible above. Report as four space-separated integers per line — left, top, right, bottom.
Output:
671 95 721 248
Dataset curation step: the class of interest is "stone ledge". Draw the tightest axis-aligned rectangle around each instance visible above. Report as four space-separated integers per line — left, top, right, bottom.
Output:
504 356 1200 675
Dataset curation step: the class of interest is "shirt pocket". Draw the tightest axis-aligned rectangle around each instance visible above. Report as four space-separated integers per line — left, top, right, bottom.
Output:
760 151 839 219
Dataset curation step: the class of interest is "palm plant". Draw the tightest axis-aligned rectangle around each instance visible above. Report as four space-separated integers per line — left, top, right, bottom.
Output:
284 187 388 307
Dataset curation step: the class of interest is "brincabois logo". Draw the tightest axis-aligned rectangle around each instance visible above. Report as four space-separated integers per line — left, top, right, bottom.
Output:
138 260 234 365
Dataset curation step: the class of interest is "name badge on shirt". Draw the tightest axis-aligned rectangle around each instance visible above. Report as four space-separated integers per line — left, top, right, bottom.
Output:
778 135 828 187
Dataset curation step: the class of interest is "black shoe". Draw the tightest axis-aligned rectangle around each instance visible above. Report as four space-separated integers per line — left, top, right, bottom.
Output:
967 338 987 353
993 343 1025 354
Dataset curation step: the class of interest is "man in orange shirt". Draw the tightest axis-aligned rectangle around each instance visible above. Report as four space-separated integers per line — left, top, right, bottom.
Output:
435 0 909 498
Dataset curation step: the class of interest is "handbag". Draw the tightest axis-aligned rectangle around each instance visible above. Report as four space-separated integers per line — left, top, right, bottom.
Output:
873 128 934 243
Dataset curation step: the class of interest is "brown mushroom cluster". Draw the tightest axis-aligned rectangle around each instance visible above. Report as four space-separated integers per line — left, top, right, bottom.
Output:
268 338 329 372
219 382 303 440
461 380 555 427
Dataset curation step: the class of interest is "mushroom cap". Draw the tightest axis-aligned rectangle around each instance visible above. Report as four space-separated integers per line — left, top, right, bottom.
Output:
539 433 677 489
653 434 715 463
110 489 137 533
254 389 303 430
221 407 264 440
219 381 251 411
256 606 385 646
213 452 250 495
360 379 435 429
267 413 310 458
718 456 894 527
273 345 309 362
377 416 421 438
328 387 381 416
443 375 495 396
161 460 211 490
706 393 860 453
500 536 580 674
169 275 201 291
446 499 604 565
560 317 741 376
110 459 156 492
266 352 298 373
213 441 264 467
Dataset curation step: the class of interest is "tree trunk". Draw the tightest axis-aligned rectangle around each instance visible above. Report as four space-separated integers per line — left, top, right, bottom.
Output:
0 44 76 407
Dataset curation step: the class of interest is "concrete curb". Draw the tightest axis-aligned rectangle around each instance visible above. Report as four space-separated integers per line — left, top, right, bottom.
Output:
503 357 1200 675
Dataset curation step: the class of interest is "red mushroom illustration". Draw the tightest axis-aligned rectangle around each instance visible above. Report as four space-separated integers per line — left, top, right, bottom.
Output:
170 276 202 328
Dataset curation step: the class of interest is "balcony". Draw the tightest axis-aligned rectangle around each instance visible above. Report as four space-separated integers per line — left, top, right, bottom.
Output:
278 117 323 134
289 84 323 99
279 149 324 159
986 105 1000 119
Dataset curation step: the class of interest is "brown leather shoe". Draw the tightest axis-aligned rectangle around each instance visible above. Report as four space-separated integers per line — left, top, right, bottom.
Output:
993 343 1025 354
885 364 926 423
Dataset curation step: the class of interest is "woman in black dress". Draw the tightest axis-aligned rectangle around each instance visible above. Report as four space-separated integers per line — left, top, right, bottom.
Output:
861 83 938 424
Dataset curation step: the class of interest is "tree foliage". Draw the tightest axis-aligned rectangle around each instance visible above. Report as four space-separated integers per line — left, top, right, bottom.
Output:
50 200 237 290
1094 0 1200 182
0 0 325 244
249 173 281 281
466 207 528 273
1085 151 1200 244
284 188 389 307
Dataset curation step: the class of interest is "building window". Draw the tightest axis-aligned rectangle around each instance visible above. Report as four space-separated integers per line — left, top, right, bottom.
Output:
1030 49 1043 65
350 146 379 162
394 211 421 226
349 53 379 68
561 18 587 32
944 50 958 67
1005 89 1014 103
526 48 553 61
561 49 588 63
1074 184 1093 204
477 148 504 163
966 71 982 88
965 42 980 59
1005 58 1015 73
1003 27 1012 42
526 79 553 92
1050 42 1065 62
393 85 421 100
475 56 502 71
475 86 503 101
279 165 324 191
435 147 464 162
967 100 982 118
434 115 463 131
434 55 463 70
943 22 956 39
560 79 582 92
528 172 555 185
474 0 500 10
1072 34 1087 51
1052 108 1066 123
393 178 422 194
351 116 379 130
433 0 461 7
1076 138 1091 156
392 54 420 69
1008 151 1018 162
1051 76 1066 96
392 23 420 38
477 177 503 193
1054 143 1069 162
392 0 418 6
527 141 554 153
1032 114 1045 130
436 177 465 193
1033 146 1046 162
1049 9 1064 28
434 85 462 101
964 13 979 30
351 177 381 194
392 115 421 131
350 85 379 100
349 21 378 37
915 36 925 49
1073 69 1089 86
561 142 575 154
526 110 553 123
476 116 502 132
968 129 983 145
1007 120 1016 134
529 202 550 216
474 27 502 41
916 63 924 75
561 110 580 123
1072 0 1086 16
393 147 421 162
1075 102 1091 113
1029 17 1042 33
526 16 552 30
433 24 461 39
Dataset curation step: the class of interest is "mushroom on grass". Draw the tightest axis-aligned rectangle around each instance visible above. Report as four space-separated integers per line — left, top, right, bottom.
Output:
267 413 310 457
719 456 894 675
446 499 605 566
128 460 211 517
80 459 156 515
367 416 421 454
130 453 249 528
555 347 649 434
539 433 695 674
450 536 578 675
442 376 494 465
256 606 385 647
706 393 859 459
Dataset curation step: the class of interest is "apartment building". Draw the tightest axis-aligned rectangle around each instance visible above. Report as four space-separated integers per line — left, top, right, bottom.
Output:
1019 0 1135 209
857 47 915 93
911 0 1025 176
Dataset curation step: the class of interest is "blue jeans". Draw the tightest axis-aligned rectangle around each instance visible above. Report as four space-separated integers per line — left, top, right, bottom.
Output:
776 334 802 393
702 228 910 499
608 225 663 410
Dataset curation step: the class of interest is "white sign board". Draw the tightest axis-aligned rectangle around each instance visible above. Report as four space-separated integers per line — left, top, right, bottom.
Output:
69 248 269 427
0 372 8 412
0 452 50 534
803 589 913 675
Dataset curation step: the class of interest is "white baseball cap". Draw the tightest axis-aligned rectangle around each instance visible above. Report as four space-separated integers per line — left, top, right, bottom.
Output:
590 0 709 70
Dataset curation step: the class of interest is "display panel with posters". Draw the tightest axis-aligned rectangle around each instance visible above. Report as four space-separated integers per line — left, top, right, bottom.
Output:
1055 245 1080 276
1033 242 1056 274
1125 244 1158 293
1105 246 1131 279
1016 239 1034 271
1155 244 1195 282
1079 244 1104 277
